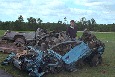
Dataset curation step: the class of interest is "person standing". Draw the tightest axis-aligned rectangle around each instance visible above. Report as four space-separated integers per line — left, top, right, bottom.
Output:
66 20 77 41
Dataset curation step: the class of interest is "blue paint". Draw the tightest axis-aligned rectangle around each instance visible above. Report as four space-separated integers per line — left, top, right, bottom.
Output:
62 42 91 64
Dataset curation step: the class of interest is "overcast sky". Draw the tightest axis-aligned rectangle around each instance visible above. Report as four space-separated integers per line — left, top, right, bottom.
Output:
0 0 115 24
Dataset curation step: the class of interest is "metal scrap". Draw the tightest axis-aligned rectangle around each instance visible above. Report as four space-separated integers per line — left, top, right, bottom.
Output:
1 29 105 77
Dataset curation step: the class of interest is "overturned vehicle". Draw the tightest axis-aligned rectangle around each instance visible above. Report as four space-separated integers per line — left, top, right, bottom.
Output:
1 30 105 77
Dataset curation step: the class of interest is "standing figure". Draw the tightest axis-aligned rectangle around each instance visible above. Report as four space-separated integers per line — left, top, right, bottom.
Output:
66 20 77 41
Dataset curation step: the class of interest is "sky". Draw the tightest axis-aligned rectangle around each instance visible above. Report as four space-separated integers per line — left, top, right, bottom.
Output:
0 0 115 24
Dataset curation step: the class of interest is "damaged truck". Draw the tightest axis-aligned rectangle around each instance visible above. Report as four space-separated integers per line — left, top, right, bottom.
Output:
1 29 105 77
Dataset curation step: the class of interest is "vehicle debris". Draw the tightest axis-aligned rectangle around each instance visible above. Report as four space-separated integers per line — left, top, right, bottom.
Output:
1 28 70 47
1 28 48 46
0 40 25 54
1 29 105 77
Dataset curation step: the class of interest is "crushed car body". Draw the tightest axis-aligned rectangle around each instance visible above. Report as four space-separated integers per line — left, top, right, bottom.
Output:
1 29 105 77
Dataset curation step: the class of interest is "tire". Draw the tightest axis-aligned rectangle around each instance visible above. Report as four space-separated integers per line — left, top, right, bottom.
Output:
15 37 25 47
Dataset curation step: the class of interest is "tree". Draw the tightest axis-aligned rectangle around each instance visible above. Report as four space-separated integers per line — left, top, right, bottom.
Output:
64 17 68 24
79 17 87 30
90 18 97 31
18 15 24 22
91 18 96 25
32 18 36 23
58 20 62 24
27 17 36 24
80 17 87 25
37 18 42 24
86 20 90 29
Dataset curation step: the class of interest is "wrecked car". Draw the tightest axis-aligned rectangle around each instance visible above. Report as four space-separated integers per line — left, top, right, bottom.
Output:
1 30 105 77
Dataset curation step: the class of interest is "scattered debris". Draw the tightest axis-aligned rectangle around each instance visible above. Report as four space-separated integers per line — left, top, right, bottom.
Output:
0 41 25 54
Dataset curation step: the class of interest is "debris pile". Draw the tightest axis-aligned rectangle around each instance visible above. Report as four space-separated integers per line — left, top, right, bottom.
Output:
0 28 105 77
0 40 25 54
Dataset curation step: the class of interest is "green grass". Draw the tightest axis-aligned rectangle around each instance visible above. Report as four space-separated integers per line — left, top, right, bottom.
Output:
0 30 5 37
0 30 115 77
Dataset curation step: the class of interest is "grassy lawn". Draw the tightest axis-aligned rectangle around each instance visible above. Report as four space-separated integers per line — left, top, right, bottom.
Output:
0 30 115 77
0 30 5 37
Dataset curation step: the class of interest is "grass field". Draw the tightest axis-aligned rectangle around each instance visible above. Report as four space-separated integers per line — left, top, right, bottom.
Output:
0 30 115 77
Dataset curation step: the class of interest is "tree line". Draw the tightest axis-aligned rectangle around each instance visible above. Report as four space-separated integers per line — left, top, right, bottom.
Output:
0 15 115 32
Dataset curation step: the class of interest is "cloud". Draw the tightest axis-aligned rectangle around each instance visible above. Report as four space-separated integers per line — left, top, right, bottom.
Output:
74 0 115 23
0 0 115 24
